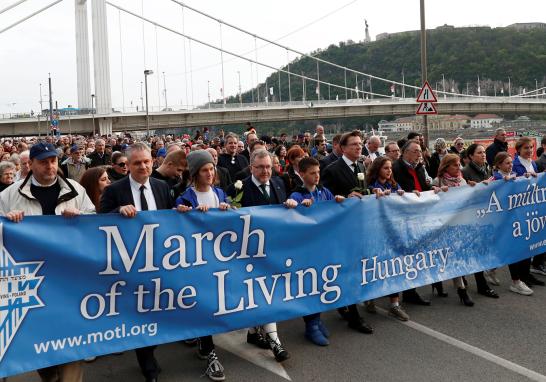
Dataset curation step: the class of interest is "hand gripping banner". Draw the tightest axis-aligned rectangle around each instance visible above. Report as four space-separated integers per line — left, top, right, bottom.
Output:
1 175 545 377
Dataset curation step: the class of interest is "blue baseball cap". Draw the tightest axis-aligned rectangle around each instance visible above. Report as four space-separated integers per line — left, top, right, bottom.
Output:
30 142 58 160
157 147 167 158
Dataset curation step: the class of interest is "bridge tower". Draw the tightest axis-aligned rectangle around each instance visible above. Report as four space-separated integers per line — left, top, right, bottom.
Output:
75 0 91 110
75 0 112 135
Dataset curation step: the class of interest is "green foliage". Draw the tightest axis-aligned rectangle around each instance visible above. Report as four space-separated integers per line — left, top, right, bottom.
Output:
225 27 546 105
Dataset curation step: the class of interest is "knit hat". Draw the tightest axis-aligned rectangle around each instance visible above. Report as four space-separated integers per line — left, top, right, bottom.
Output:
187 150 214 178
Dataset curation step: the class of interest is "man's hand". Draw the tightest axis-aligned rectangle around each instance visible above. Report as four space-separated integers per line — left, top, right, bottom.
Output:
6 210 24 223
301 199 313 207
120 205 137 218
396 189 405 196
283 199 298 209
334 195 345 203
61 208 81 218
348 191 362 199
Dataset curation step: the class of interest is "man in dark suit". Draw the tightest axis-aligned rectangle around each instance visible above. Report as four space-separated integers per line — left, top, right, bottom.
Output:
319 134 342 172
217 133 249 180
100 143 172 382
392 140 434 306
87 138 112 167
227 149 297 363
321 131 373 334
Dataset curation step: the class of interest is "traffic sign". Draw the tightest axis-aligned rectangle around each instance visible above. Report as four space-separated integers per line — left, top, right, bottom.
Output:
416 102 438 115
416 81 438 103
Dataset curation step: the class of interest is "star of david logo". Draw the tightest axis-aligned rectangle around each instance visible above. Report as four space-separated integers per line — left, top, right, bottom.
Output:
0 223 44 363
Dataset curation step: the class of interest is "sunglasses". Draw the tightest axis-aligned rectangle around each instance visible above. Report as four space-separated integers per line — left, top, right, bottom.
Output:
115 162 127 168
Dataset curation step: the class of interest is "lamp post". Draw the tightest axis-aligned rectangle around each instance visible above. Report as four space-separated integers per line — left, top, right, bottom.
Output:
67 104 72 135
237 71 242 107
91 94 95 137
419 0 429 148
144 69 154 137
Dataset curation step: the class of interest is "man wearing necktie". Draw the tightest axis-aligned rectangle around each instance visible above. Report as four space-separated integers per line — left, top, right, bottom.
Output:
100 143 173 382
322 131 374 334
227 149 297 362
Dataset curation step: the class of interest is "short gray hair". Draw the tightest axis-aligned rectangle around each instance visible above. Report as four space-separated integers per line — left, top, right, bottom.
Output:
126 143 151 162
8 153 20 165
95 139 105 145
225 133 239 143
0 161 16 176
250 149 271 165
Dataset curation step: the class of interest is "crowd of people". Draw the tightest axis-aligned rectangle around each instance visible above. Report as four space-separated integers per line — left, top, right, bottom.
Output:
0 124 544 382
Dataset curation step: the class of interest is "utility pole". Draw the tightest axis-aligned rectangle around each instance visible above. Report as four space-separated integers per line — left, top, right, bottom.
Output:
237 71 242 107
48 73 53 137
419 0 429 148
163 72 168 109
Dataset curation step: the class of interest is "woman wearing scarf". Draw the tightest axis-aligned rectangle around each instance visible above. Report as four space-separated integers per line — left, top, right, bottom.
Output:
433 154 475 306
461 144 500 299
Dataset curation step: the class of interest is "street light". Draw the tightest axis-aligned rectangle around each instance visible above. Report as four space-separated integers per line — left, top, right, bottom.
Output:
144 69 154 137
67 104 72 135
91 94 96 137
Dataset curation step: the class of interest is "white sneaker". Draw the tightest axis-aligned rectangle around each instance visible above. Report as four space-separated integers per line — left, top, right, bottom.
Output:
509 281 533 296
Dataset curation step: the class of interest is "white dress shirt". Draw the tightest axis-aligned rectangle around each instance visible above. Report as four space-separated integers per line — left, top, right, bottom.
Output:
129 175 158 211
251 175 270 196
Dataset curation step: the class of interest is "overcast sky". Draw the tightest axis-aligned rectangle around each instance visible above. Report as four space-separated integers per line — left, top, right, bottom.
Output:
0 0 545 114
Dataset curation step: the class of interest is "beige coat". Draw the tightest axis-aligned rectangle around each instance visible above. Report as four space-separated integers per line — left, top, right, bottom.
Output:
0 174 95 216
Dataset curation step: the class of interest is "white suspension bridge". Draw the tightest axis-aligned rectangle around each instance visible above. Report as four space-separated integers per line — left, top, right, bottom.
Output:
1 0 546 137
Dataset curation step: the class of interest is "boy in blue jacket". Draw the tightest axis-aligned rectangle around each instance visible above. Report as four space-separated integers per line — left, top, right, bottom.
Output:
289 157 344 346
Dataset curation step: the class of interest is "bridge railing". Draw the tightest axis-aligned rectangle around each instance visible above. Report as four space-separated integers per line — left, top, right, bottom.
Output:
3 96 546 122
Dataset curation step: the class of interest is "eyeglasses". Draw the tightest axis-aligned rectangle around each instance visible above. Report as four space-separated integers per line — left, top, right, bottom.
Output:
252 165 272 171
115 162 127 168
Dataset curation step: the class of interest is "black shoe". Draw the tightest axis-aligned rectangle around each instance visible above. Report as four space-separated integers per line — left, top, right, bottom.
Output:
204 350 226 381
523 274 545 286
457 288 474 307
432 282 448 297
267 338 290 362
247 330 270 349
348 318 374 334
477 288 499 298
337 307 351 321
403 291 431 306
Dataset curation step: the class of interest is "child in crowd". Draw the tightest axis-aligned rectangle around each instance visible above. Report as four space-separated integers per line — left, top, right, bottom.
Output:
290 157 344 345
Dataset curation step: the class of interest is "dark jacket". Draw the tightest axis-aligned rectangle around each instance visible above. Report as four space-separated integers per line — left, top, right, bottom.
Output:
281 166 304 194
461 162 491 183
485 139 508 166
216 165 232 190
319 151 339 172
427 152 443 179
226 176 287 207
175 186 228 208
87 151 112 168
392 159 430 192
322 157 366 197
107 167 127 183
99 176 173 213
217 153 249 180
535 152 546 173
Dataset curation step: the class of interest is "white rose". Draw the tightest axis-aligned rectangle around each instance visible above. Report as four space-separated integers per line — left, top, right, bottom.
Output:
234 180 243 190
357 172 365 181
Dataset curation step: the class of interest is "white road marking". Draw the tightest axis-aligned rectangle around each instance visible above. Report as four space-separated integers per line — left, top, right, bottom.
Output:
377 308 546 382
215 329 292 381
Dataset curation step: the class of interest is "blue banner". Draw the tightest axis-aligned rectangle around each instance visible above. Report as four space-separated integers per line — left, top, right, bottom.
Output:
1 175 545 377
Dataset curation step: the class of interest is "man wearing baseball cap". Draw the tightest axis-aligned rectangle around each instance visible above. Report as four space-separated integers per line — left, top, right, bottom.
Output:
0 141 95 382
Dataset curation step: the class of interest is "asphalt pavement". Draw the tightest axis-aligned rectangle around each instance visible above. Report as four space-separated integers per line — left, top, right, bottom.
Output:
8 267 546 382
